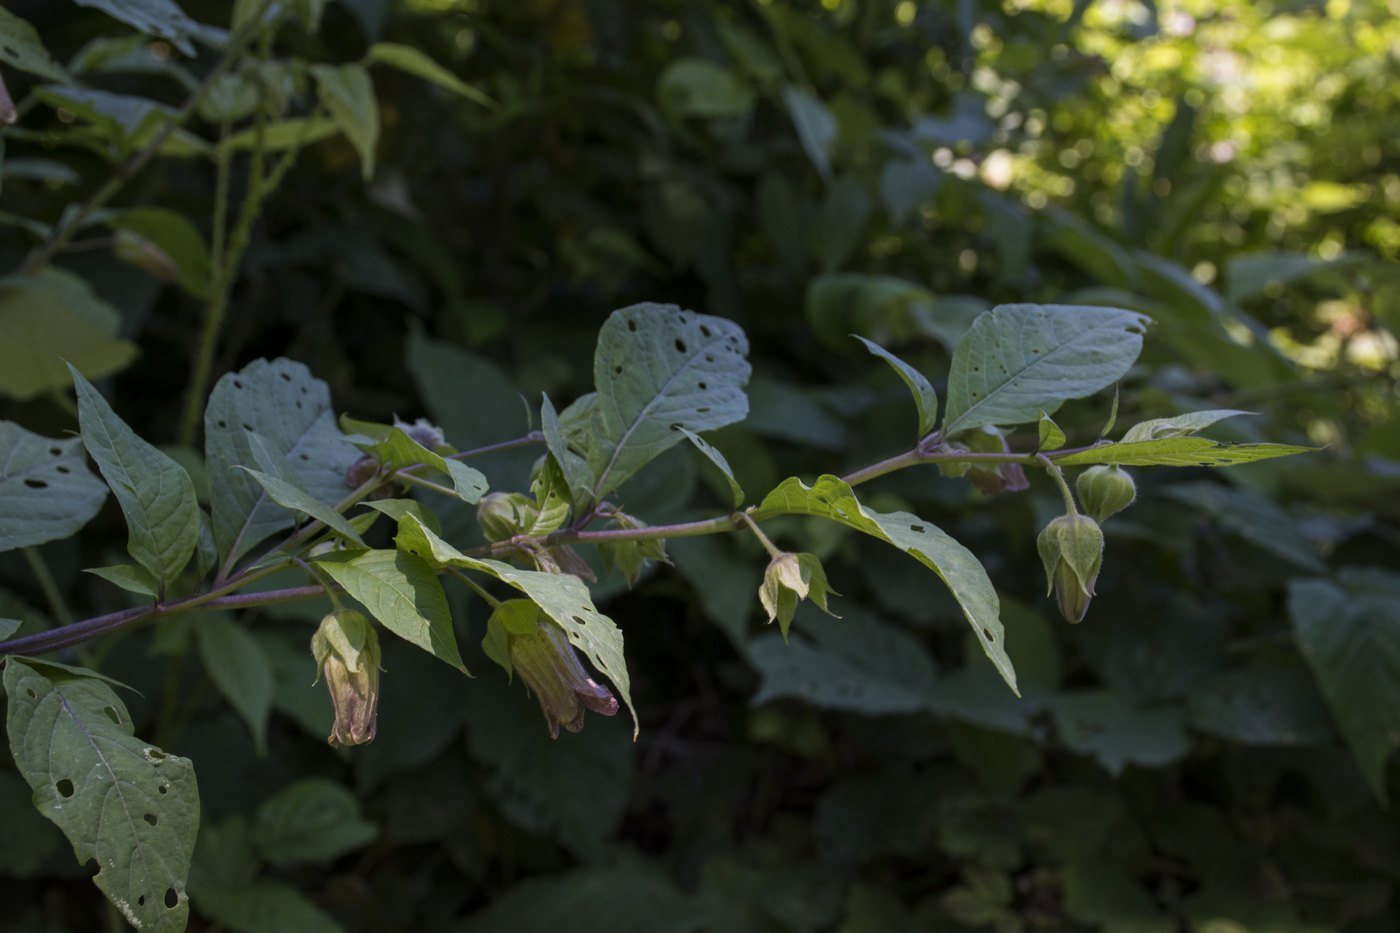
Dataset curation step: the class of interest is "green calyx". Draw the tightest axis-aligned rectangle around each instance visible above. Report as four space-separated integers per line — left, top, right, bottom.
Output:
476 491 538 542
311 609 383 747
1076 465 1137 523
1036 513 1104 624
759 551 839 641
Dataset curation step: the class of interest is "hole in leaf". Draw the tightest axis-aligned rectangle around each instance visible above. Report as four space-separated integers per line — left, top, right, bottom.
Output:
241 423 253 431
56 465 70 474
280 372 292 382
2 46 16 58
103 706 121 725
216 420 227 428
675 338 687 353
49 446 62 456
23 479 47 489
232 379 243 389
572 615 587 627
700 324 712 338
298 454 309 461
142 747 167 763
614 365 622 375
910 524 925 533
983 628 994 641
697 382 707 390
143 813 158 826
164 889 179 909
627 319 637 332
972 366 980 373
295 400 303 410
158 783 169 795
300 386 308 394
56 779 74 798
697 406 710 414
137 896 146 908
25 689 36 698
705 354 715 363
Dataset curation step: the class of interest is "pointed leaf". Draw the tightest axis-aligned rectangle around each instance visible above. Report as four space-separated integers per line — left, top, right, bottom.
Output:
0 271 138 399
942 304 1151 436
253 778 378 865
588 304 751 500
1052 439 1313 467
0 422 108 552
752 474 1017 693
234 468 365 548
195 616 275 755
352 426 487 504
782 84 836 180
854 336 937 438
71 366 200 589
312 548 464 672
4 659 199 932
72 0 203 56
312 64 378 180
541 394 593 506
394 514 638 736
1037 412 1066 451
0 8 70 82
364 42 496 108
676 427 743 507
1120 409 1254 443
84 563 160 597
205 359 358 571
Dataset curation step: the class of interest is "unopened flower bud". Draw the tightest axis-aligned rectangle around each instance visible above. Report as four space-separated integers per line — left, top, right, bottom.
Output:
509 620 619 738
311 609 382 747
759 552 838 640
1036 514 1104 624
397 417 446 452
477 492 536 542
1076 465 1136 523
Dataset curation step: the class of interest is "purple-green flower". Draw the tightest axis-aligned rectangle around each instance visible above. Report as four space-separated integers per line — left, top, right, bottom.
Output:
509 619 619 738
311 609 382 747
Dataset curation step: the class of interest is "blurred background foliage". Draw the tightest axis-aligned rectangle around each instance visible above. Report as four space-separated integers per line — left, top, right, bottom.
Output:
1 0 1398 930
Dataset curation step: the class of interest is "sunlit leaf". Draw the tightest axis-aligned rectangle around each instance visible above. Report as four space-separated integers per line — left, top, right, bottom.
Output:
1052 438 1313 467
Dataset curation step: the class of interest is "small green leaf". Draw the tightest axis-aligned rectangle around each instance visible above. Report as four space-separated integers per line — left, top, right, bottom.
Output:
1121 409 1254 443
676 427 744 507
854 336 937 438
656 57 755 119
1099 386 1119 440
0 617 20 640
542 394 595 508
354 426 488 505
0 8 70 82
1037 411 1066 451
4 659 199 932
253 778 378 865
782 84 836 180
105 208 211 298
1052 438 1313 467
196 616 275 755
587 304 751 500
753 474 1017 694
220 116 341 154
71 365 200 589
35 85 178 156
312 64 379 180
0 422 108 553
1050 690 1191 774
84 563 161 597
395 514 638 736
942 304 1151 437
234 467 365 547
364 42 496 108
312 548 465 672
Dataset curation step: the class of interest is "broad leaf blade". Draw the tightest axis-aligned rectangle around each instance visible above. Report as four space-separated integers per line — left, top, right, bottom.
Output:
72 0 202 56
205 359 358 571
676 427 743 507
0 422 108 553
71 366 200 589
394 514 639 736
4 659 199 932
313 548 465 672
1037 412 1066 451
942 304 1150 436
0 271 138 399
1053 438 1313 467
0 8 70 82
854 336 937 438
1289 577 1400 804
588 304 751 500
195 616 275 755
752 474 1017 693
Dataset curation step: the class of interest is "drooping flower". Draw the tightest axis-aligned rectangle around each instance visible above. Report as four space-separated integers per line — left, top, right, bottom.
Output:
311 609 382 747
1036 513 1104 624
759 551 838 640
508 618 619 738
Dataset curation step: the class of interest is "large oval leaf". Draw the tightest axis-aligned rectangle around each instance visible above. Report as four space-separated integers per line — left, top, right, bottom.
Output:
941 304 1150 437
0 422 108 553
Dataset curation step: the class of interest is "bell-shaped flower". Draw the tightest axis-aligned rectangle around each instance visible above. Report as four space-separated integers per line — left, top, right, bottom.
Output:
311 609 382 747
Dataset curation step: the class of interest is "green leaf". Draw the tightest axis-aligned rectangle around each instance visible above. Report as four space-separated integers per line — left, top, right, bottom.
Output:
587 304 751 500
1186 667 1333 747
219 116 341 153
84 563 160 597
1037 412 1066 451
196 616 275 755
3 659 199 932
542 394 593 507
1289 577 1400 804
819 176 872 272
459 867 700 933
1161 483 1325 571
193 880 343 933
234 468 365 548
676 427 743 507
656 57 755 119
0 618 19 640
353 426 488 505
253 778 378 865
0 8 70 82
311 64 379 179
1052 438 1313 467
394 514 638 735
72 0 203 56
106 208 211 298
853 336 937 438
1120 409 1254 443
1050 691 1190 774
752 474 1017 694
364 42 496 108
35 85 179 156
0 271 138 399
482 599 541 679
1061 861 1173 933
71 365 200 589
205 359 359 571
0 422 108 553
941 304 1151 436
312 548 465 672
782 84 836 180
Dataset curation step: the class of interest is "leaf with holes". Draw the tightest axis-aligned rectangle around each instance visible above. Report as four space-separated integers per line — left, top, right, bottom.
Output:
1052 438 1313 468
71 366 200 590
312 548 465 672
3 659 199 932
0 8 70 82
854 336 938 439
394 513 638 736
0 422 108 553
205 358 359 573
587 303 751 500
676 427 743 508
752 474 1017 694
72 0 203 57
941 304 1151 437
